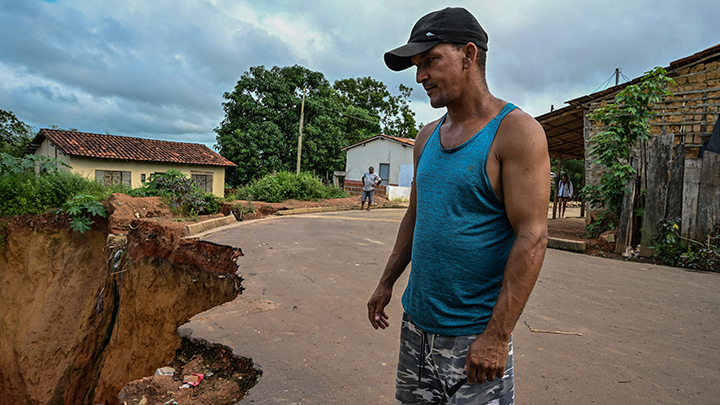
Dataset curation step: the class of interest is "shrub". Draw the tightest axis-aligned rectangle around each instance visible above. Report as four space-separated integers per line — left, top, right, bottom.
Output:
0 154 108 217
128 169 219 216
235 171 347 203
653 218 720 270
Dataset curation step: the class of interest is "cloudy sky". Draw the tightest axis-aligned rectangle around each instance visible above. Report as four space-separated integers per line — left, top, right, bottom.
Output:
1 0 717 148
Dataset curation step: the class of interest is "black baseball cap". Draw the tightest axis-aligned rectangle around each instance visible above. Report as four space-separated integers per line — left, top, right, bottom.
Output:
384 7 488 72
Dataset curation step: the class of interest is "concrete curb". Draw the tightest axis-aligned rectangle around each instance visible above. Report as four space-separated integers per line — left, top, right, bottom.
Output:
547 237 586 253
183 215 238 236
276 204 407 216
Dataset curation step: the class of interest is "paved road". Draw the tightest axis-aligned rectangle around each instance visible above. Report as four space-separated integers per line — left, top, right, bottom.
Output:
184 209 720 404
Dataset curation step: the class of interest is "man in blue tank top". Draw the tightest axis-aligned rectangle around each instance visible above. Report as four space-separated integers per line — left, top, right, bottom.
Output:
367 7 550 404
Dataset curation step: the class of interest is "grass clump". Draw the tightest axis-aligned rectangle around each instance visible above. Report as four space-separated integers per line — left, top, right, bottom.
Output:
235 171 347 203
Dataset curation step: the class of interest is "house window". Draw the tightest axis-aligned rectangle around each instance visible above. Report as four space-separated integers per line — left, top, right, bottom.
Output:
378 163 390 186
141 174 146 183
191 172 213 193
95 170 131 187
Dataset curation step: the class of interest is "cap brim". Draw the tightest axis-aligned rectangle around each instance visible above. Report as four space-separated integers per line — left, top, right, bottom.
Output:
384 40 441 71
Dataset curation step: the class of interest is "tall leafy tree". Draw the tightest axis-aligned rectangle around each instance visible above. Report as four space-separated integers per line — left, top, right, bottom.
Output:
333 77 417 138
215 66 417 186
0 110 33 157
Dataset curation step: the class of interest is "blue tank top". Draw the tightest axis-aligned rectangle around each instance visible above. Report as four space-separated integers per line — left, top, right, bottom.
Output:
402 103 518 336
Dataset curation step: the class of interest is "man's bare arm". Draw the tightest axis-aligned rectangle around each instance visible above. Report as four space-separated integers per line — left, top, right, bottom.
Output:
465 111 550 383
367 121 435 330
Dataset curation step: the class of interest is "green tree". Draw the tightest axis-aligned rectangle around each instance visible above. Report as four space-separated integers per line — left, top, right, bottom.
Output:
581 67 674 233
215 66 417 186
215 65 338 185
333 77 417 138
0 110 33 157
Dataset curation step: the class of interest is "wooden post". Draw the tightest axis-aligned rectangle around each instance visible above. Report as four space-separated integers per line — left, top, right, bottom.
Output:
682 158 702 240
697 151 720 240
296 88 306 175
580 162 586 218
665 144 685 221
639 133 673 257
552 159 563 219
616 157 638 254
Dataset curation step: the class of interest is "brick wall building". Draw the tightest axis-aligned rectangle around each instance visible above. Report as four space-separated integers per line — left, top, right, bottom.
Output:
537 43 720 252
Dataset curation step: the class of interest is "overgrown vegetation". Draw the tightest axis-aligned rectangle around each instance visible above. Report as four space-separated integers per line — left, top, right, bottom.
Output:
653 218 720 271
0 154 222 235
581 67 675 236
129 169 219 217
235 171 347 203
0 153 106 217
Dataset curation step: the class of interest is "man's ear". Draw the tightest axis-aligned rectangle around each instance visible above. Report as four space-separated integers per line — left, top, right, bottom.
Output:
463 42 478 69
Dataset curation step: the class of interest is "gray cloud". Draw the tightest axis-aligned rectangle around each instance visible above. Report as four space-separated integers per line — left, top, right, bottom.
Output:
0 0 717 147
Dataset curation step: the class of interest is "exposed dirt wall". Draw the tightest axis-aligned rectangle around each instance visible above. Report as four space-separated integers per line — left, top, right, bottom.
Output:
0 212 243 405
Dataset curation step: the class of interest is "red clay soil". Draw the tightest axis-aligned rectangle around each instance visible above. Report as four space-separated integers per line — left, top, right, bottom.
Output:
118 338 260 405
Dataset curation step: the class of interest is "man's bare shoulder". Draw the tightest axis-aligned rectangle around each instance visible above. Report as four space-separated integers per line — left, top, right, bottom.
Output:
413 118 441 156
497 108 546 153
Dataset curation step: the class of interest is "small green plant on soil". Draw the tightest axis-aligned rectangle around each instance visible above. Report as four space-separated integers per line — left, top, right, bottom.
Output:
231 200 256 220
60 195 108 233
235 171 347 203
580 67 675 236
129 169 219 217
653 218 720 270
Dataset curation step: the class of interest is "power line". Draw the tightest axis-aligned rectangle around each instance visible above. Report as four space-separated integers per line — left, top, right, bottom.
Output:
304 98 381 126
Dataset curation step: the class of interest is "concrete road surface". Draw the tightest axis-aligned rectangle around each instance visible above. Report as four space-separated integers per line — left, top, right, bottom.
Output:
183 209 720 404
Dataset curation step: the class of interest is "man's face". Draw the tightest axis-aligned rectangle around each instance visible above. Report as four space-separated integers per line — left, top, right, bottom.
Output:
410 43 466 108
369 168 374 174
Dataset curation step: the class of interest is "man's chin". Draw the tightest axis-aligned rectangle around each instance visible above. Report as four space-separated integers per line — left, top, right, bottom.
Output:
429 98 446 109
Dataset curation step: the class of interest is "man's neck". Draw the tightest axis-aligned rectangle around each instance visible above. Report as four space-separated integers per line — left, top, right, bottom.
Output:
444 76 501 124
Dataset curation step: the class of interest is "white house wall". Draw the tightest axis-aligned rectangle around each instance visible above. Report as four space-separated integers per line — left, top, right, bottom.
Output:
345 138 414 186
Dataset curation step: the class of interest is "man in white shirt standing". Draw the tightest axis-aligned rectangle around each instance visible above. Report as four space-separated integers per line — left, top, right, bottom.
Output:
361 166 382 211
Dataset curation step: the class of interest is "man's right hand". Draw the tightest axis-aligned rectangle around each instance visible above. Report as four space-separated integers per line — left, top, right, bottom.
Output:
367 284 392 329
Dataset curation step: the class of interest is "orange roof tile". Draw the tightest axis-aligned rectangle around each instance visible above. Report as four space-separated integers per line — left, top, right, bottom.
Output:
342 134 415 151
30 129 236 167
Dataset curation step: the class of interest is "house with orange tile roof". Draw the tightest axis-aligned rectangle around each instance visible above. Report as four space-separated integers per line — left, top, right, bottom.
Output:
26 129 236 197
341 134 415 198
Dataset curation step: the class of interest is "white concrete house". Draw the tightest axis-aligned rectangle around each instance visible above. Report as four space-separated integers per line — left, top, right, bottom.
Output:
341 134 414 199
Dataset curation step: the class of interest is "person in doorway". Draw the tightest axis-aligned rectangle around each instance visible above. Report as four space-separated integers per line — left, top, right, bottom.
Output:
361 166 381 211
557 174 573 218
367 7 549 404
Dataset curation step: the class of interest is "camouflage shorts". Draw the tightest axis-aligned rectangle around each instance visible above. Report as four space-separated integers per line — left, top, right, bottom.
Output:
396 312 514 405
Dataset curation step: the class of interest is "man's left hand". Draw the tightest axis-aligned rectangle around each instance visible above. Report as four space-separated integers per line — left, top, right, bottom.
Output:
465 332 509 384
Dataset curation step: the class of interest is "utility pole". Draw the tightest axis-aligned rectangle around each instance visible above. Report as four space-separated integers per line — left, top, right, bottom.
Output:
296 87 306 175
615 68 620 86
